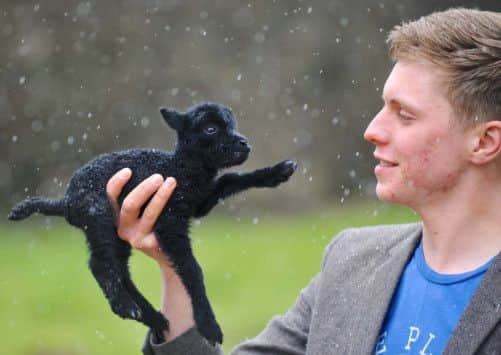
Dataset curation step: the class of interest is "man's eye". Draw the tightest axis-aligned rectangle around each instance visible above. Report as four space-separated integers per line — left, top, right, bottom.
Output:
204 125 218 135
398 110 414 121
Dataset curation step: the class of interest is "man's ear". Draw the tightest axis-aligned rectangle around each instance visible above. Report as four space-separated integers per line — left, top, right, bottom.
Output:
159 108 185 131
470 121 501 165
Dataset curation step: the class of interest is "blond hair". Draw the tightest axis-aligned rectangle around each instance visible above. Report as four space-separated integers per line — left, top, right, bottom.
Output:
387 8 501 126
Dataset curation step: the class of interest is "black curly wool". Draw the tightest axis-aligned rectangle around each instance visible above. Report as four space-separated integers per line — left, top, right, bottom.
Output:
8 102 297 345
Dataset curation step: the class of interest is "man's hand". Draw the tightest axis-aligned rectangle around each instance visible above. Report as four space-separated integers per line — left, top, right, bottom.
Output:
106 168 195 340
106 168 177 270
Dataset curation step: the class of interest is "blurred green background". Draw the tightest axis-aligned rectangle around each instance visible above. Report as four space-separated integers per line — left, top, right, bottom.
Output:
2 202 418 354
1 1 499 354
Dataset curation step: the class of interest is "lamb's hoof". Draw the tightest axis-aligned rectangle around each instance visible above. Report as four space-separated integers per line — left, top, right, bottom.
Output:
151 315 169 342
110 297 143 321
279 160 297 177
198 320 223 345
151 311 169 332
266 159 297 186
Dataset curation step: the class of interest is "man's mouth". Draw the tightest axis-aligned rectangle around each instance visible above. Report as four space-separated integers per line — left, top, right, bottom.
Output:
378 160 398 167
374 153 398 168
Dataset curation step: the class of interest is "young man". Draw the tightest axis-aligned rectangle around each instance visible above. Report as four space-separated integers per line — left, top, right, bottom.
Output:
106 8 501 354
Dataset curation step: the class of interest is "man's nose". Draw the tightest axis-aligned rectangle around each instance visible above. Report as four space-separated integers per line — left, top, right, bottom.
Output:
364 108 390 145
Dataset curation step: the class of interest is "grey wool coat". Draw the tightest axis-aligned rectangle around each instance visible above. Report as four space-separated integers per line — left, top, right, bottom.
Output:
142 223 501 354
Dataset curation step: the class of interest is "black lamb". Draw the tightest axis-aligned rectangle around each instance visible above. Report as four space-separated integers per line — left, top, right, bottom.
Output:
8 102 297 345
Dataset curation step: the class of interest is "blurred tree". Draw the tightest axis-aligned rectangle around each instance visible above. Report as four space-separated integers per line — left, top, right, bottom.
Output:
2 0 500 215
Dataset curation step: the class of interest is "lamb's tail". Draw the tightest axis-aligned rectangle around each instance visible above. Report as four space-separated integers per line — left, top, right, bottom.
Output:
8 197 67 221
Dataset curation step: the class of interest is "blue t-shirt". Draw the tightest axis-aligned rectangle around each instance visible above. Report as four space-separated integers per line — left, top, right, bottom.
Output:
374 241 494 355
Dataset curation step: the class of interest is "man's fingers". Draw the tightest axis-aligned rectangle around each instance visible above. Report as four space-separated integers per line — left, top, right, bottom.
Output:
131 234 159 251
106 168 132 213
120 173 164 222
140 177 177 231
141 235 159 249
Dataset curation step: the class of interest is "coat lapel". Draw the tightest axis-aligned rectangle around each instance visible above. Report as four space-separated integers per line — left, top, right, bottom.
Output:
444 252 501 354
348 225 422 354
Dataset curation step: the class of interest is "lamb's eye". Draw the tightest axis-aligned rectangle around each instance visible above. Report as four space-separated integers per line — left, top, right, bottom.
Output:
204 125 218 135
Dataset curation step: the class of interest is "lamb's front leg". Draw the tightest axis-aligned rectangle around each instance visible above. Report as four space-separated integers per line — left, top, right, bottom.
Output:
154 223 223 345
195 159 296 217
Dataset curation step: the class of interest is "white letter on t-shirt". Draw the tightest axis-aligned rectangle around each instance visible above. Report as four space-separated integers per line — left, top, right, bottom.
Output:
375 331 387 354
419 333 436 355
405 326 420 350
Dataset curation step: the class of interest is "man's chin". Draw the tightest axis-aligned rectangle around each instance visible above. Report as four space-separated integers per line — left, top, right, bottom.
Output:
375 185 399 203
376 186 415 208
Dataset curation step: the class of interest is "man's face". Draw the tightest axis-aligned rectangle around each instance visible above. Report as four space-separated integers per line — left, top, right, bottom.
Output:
364 61 471 208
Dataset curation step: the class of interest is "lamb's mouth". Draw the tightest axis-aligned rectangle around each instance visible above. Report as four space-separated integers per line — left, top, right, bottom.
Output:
225 150 249 165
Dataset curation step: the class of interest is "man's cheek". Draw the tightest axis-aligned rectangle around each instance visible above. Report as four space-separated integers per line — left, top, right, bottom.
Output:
400 158 431 191
410 145 437 178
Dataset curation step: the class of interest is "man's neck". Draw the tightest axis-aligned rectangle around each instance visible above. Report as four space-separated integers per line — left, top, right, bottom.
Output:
413 171 501 274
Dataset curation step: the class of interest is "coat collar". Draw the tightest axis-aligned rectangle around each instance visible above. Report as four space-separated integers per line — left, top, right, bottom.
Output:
444 252 501 354
351 224 422 354
343 223 501 355
306 223 423 355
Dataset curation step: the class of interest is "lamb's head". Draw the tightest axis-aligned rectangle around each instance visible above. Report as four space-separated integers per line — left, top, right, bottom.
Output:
160 102 250 169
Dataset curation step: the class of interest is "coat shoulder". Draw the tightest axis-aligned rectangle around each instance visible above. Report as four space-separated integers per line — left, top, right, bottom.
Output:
322 222 422 268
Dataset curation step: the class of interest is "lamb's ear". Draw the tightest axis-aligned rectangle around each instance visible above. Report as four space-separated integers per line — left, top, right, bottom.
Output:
160 108 185 131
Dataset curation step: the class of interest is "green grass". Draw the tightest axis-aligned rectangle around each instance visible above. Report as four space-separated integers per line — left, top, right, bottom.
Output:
0 201 418 354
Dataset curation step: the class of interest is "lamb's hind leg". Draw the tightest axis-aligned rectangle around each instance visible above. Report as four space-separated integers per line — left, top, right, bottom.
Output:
85 226 168 335
155 228 223 345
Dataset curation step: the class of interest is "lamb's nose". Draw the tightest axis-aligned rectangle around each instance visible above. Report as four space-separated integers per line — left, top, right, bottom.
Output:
239 138 249 147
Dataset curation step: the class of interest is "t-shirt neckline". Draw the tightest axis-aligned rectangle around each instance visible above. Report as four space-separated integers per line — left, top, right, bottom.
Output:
415 241 495 285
